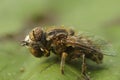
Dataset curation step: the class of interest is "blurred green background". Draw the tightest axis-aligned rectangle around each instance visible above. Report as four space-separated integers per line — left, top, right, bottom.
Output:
0 0 120 80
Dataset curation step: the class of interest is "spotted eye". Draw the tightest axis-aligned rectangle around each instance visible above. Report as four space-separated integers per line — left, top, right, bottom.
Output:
29 27 43 41
29 47 44 57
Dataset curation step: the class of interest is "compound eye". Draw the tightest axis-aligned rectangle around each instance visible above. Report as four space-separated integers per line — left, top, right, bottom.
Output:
29 27 43 41
29 47 44 57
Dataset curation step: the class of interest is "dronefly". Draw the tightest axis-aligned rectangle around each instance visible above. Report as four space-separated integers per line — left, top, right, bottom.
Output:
21 26 111 80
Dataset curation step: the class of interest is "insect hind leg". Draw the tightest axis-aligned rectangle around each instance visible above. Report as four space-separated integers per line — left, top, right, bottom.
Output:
81 54 90 80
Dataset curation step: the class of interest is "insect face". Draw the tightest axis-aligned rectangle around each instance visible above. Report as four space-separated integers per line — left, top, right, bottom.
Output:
21 27 49 57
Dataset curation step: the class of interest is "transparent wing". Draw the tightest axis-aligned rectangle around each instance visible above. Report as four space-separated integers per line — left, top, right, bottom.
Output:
77 31 116 56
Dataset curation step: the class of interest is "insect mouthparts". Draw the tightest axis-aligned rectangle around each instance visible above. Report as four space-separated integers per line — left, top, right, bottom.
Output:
21 41 29 46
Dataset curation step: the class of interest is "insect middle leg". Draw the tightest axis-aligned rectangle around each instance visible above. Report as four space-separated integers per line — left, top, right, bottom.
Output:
60 52 68 74
81 54 90 80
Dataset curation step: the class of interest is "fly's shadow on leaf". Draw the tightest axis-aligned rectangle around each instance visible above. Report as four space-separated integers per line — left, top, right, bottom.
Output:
35 53 107 73
67 59 107 73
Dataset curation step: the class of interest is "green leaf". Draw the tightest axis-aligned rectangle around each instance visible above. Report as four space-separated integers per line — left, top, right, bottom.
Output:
0 41 120 80
0 0 120 80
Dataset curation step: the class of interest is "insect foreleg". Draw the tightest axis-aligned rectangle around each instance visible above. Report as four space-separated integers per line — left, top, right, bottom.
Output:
81 54 90 80
60 52 68 74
